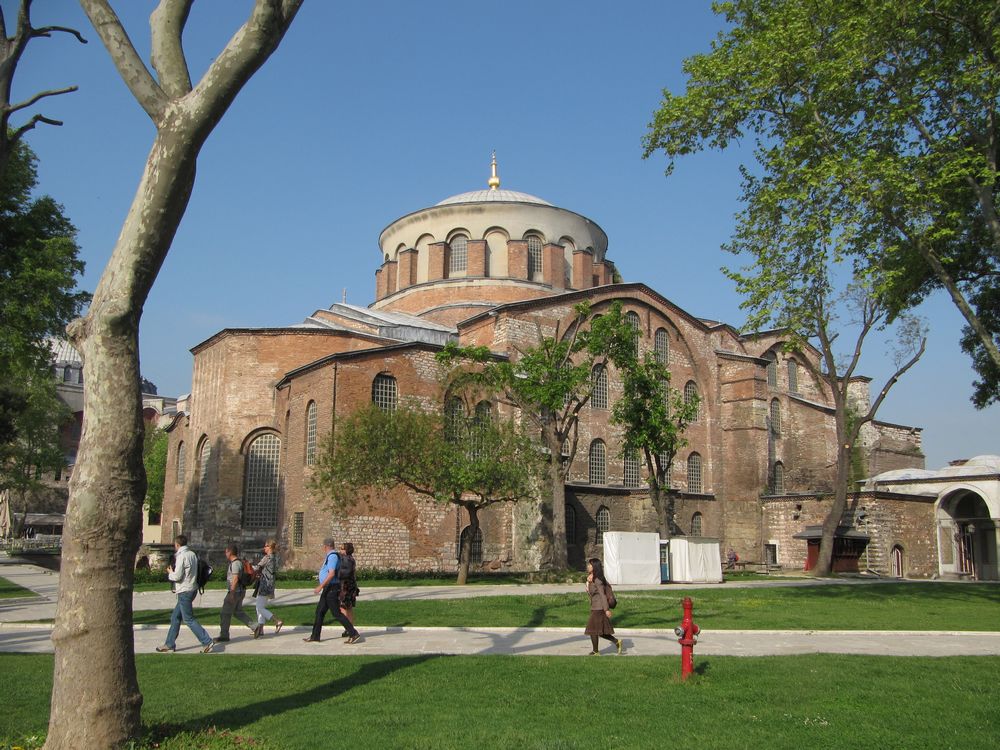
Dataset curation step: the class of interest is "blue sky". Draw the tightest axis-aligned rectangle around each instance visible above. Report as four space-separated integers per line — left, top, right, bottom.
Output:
12 1 997 470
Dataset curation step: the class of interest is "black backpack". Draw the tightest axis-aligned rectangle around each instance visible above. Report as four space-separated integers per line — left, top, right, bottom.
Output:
237 559 256 588
196 557 213 594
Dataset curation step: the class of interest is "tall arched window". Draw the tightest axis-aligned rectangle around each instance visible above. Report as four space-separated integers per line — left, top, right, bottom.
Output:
195 438 212 520
445 397 465 442
770 399 781 436
771 461 785 494
527 235 543 280
244 433 281 528
474 400 493 423
765 352 778 388
305 401 318 465
787 359 799 392
589 440 606 484
596 506 610 544
565 504 577 544
623 451 641 488
687 452 702 493
591 365 608 409
449 235 468 275
459 525 483 565
654 328 669 364
684 381 700 421
175 441 186 484
625 311 641 355
691 512 703 536
372 374 398 411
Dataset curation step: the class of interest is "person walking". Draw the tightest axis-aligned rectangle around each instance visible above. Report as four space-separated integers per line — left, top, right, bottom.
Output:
584 558 623 656
251 538 283 637
156 534 215 653
303 537 360 644
338 542 360 637
216 543 255 643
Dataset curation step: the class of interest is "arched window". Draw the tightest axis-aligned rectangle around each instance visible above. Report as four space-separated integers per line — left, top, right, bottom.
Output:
654 328 669 364
474 400 493 423
691 512 703 536
527 235 543 280
445 397 465 442
565 504 577 544
195 438 212 520
764 352 778 388
372 374 398 411
449 235 468 275
175 441 186 484
625 311 641 355
589 440 606 484
591 365 608 409
63 366 73 382
787 359 798 392
459 525 483 565
687 452 702 493
244 433 281 528
770 399 781 437
684 381 700 421
771 461 785 494
305 401 318 465
596 506 610 545
623 450 641 488
891 544 904 578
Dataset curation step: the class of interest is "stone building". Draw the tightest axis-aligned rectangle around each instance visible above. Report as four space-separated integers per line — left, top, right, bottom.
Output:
161 160 965 577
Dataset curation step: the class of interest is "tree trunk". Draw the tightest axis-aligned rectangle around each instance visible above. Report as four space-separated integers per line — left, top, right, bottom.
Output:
814 416 853 577
544 428 567 570
456 503 479 585
649 482 670 539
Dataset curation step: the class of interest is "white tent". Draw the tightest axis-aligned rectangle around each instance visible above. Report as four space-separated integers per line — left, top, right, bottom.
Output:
669 537 723 583
603 531 661 584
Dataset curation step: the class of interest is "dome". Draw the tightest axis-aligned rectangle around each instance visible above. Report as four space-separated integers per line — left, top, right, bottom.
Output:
435 189 553 207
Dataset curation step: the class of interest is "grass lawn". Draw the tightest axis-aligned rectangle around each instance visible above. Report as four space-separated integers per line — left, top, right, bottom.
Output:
0 576 36 599
128 582 1000 631
1 653 997 749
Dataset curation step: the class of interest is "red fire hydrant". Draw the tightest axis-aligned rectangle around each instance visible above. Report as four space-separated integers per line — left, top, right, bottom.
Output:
673 596 700 680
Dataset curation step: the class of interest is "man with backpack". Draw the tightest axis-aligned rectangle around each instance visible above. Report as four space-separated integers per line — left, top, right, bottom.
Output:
215 543 255 643
303 537 360 643
156 534 215 653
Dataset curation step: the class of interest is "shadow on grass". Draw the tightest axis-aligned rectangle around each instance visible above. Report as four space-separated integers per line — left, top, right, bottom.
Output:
174 654 436 735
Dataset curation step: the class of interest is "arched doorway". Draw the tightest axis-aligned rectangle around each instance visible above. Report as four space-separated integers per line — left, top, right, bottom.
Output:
890 545 904 578
937 490 998 581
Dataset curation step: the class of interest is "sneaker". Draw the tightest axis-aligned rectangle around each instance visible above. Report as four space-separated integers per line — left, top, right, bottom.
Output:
155 645 174 653
214 636 230 643
201 642 215 654
616 639 624 655
587 651 600 656
346 634 361 644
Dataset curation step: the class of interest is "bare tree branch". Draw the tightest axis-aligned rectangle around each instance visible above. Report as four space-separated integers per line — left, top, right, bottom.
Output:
30 25 88 44
150 0 192 98
5 85 78 115
9 112 62 141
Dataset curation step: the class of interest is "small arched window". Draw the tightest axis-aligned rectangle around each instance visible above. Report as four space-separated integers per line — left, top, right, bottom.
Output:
589 440 607 484
63 366 73 382
787 359 798 392
305 401 318 465
687 452 703 493
175 441 186 485
684 381 700 421
765 352 778 388
449 235 468 275
770 399 781 437
591 365 608 410
625 311 641 355
244 433 281 528
527 235 543 280
372 374 398 411
691 512 703 536
565 504 577 545
771 461 785 494
624 450 641 488
459 525 483 565
596 506 610 545
654 328 669 364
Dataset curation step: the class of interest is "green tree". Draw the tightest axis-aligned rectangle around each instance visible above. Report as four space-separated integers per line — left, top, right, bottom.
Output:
311 403 543 585
438 301 635 570
643 0 1000 406
142 426 167 520
611 350 699 538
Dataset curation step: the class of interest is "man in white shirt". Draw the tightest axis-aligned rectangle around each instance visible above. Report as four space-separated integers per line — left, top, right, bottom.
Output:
156 534 215 653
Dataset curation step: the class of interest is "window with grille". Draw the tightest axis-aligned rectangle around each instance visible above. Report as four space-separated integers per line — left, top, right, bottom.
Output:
172 520 180 539
293 511 304 547
591 365 608 409
565 504 577 544
589 440 606 484
684 381 700 420
195 439 212 519
449 235 468 274
596 506 610 545
459 525 483 565
770 399 781 436
527 235 543 280
687 452 702 493
691 512 703 536
244 433 281 528
305 401 318 465
624 451 641 488
625 311 641 354
654 328 669 364
445 397 465 442
771 461 785 494
765 353 778 388
176 441 185 484
372 374 398 411
787 359 798 392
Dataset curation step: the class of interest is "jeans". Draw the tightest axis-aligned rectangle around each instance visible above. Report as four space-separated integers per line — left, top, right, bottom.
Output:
219 589 253 638
255 595 274 624
309 583 358 640
165 589 212 648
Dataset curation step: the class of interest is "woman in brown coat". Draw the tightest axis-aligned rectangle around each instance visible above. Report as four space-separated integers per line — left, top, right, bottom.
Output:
585 558 623 655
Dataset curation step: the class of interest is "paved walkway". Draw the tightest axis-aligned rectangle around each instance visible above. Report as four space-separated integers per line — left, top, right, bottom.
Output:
3 555 999 658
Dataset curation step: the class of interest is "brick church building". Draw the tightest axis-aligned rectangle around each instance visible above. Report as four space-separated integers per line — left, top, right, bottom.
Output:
161 160 993 579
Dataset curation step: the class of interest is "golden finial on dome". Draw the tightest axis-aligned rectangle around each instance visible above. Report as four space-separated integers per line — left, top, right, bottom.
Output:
488 150 500 190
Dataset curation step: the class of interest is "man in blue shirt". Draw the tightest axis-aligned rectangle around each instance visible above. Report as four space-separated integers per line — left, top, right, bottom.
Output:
303 537 360 643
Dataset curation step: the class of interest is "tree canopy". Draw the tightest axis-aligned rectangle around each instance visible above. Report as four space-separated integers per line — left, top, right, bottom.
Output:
644 0 1000 407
